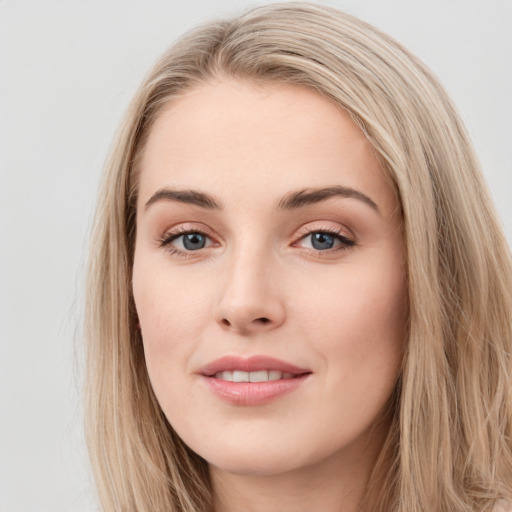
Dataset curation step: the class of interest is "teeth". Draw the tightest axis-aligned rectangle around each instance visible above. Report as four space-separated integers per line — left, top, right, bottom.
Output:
249 370 268 382
214 370 295 382
233 370 249 382
215 370 233 381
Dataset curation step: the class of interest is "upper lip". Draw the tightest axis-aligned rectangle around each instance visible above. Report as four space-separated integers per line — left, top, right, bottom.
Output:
199 355 311 376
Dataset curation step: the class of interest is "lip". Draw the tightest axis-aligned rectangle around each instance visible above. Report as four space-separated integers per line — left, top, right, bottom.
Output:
199 355 310 376
198 355 312 406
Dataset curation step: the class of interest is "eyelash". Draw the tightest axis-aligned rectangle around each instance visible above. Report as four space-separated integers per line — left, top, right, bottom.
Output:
158 226 211 258
294 226 356 255
158 225 356 258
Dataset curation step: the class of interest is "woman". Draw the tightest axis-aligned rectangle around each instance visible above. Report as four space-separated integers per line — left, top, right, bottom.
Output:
84 3 512 511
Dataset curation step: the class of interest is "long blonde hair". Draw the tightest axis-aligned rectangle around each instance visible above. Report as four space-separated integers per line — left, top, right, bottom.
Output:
84 3 512 511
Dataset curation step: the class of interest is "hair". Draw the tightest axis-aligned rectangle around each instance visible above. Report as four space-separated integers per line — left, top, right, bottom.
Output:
84 3 512 511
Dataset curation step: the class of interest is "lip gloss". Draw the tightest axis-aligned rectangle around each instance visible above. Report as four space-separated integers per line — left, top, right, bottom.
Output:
198 355 311 405
202 374 309 405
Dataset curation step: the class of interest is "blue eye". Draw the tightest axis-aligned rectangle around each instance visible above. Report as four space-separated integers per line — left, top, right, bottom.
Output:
182 233 207 250
159 229 213 255
310 232 336 250
299 229 355 252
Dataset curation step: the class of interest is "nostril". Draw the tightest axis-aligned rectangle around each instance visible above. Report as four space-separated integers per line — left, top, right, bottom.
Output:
219 316 272 329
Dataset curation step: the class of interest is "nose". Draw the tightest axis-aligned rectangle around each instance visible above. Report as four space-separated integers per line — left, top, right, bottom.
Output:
214 247 286 335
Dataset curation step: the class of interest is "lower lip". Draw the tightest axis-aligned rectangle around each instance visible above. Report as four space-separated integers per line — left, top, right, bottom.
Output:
201 374 310 405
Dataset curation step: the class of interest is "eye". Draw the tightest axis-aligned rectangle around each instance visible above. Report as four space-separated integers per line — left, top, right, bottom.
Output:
309 232 338 250
179 232 208 251
296 228 355 253
158 227 214 256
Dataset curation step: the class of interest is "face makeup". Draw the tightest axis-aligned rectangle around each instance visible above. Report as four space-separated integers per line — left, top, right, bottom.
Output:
199 355 312 405
133 78 407 483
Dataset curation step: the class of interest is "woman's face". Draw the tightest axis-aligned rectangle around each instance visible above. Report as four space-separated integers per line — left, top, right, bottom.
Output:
133 79 407 478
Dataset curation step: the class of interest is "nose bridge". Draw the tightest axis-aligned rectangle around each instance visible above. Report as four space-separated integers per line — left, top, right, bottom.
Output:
215 233 285 333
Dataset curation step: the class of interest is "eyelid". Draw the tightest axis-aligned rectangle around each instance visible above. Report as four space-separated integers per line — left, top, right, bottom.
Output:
157 223 218 258
156 221 356 258
294 222 355 242
292 223 356 253
159 225 210 244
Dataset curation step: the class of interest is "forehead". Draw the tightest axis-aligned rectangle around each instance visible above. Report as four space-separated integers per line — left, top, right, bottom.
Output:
138 79 397 216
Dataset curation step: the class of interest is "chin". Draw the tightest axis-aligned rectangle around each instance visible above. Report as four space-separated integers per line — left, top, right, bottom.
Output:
209 455 296 477
196 438 303 477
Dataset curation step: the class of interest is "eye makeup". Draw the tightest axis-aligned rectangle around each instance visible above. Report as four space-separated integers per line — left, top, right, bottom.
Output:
157 223 356 259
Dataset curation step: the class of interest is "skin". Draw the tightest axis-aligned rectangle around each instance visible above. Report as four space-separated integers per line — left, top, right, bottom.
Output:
132 78 408 512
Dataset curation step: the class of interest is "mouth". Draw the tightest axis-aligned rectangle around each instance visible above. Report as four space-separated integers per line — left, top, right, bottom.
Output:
199 355 312 405
212 370 300 382
200 354 311 379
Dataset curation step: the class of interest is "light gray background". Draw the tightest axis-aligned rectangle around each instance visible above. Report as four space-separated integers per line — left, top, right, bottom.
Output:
1 1 511 511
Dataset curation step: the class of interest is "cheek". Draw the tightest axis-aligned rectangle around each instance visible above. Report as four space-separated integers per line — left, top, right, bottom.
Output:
132 261 220 451
132 255 210 385
299 255 407 387
294 270 406 447
302 262 406 333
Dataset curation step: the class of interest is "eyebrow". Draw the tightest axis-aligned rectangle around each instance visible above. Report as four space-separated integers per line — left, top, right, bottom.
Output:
144 185 379 214
145 188 223 210
277 186 379 213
